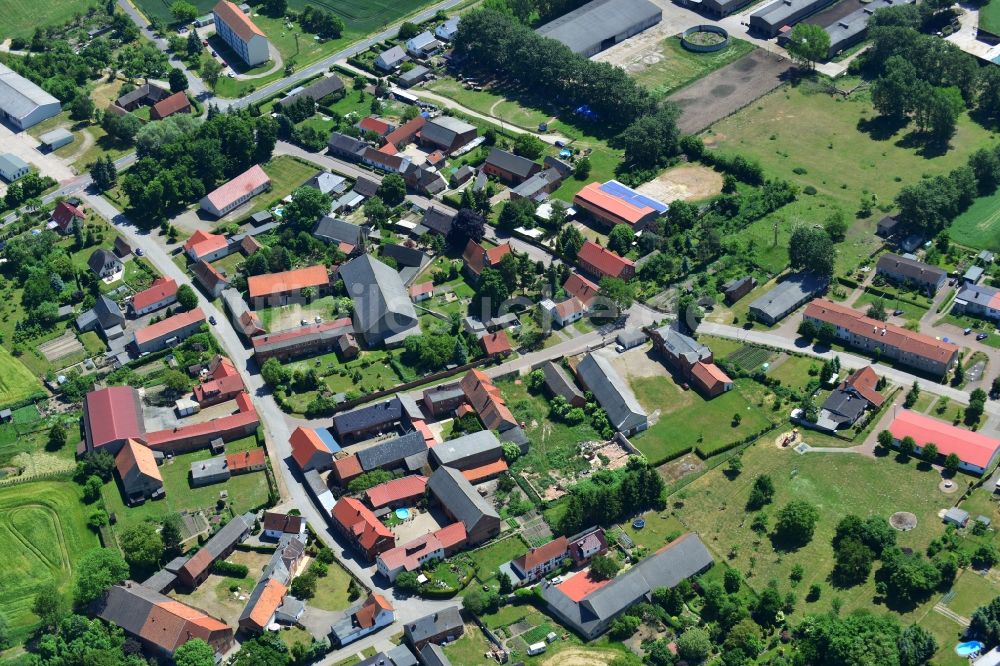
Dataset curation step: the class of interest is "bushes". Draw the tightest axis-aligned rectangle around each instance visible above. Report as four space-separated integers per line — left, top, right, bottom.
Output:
213 561 249 578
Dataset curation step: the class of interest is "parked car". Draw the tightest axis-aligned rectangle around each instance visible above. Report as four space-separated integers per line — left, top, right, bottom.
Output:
135 248 144 256
209 315 217 325
965 327 973 335
977 333 989 341
892 309 904 316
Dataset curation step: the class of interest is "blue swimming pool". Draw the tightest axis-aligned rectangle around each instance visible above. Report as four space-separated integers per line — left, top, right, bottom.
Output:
956 640 983 657
395 508 410 520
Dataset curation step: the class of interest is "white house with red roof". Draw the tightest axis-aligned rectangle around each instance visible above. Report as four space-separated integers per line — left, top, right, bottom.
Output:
511 536 568 584
200 164 271 217
183 230 230 262
888 410 1000 475
130 277 178 316
51 201 85 234
212 0 269 66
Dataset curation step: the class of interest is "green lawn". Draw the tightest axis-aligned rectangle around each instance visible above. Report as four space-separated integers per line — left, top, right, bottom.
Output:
947 570 1000 618
673 442 953 623
0 345 44 408
764 354 821 393
950 186 1000 252
855 291 930 322
620 510 686 551
0 481 100 641
501 380 604 487
424 78 552 131
0 0 94 40
101 446 270 532
442 622 492 665
981 0 1000 36
711 83 999 274
250 155 319 217
469 536 529 579
308 559 355 612
480 605 627 665
630 377 774 462
630 37 756 98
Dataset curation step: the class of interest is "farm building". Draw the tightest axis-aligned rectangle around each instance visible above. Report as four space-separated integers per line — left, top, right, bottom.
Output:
278 74 344 109
823 0 915 58
747 272 827 325
750 0 838 37
573 180 666 230
0 153 29 182
0 63 61 130
38 127 74 151
535 0 662 57
200 164 271 217
887 410 1000 476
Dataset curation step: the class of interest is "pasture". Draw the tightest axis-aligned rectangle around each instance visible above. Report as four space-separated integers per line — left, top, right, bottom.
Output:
0 345 44 409
0 0 93 40
949 187 1000 251
625 37 756 98
0 481 99 640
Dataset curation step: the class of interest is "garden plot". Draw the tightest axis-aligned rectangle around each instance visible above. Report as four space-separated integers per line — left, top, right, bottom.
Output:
38 331 85 362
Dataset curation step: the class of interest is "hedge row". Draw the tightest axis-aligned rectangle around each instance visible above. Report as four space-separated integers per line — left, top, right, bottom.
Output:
648 445 695 468
696 423 779 459
213 561 249 578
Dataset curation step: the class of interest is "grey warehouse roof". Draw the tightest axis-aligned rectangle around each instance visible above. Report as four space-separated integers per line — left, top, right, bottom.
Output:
576 352 647 433
334 396 404 435
748 272 827 320
0 63 60 120
536 0 662 55
825 0 915 53
313 216 364 246
355 431 427 472
339 254 419 345
0 153 28 174
429 430 501 468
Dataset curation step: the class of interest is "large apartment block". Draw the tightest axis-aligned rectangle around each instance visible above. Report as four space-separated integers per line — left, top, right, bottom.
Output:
212 0 269 67
802 299 958 378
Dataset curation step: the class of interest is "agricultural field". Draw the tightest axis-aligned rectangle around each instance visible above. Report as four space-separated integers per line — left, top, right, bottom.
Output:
0 0 94 40
630 376 775 463
949 187 1000 252
672 442 951 623
0 481 100 641
709 82 999 274
0 345 44 409
624 37 756 98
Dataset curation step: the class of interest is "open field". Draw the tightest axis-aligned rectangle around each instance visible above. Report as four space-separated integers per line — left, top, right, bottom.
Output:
101 445 270 531
673 442 952 621
0 0 94 40
950 187 1000 251
246 155 319 218
630 376 774 463
303 556 354 611
0 345 43 408
710 82 999 273
626 37 756 98
424 78 552 131
0 481 99 640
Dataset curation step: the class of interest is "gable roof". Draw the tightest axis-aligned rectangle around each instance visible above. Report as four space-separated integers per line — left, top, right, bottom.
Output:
334 396 403 435
203 164 270 213
889 410 1000 469
135 308 206 346
576 352 646 432
378 45 407 65
564 273 600 306
333 453 364 481
515 536 568 571
842 366 885 407
420 116 475 148
876 253 946 285
178 513 255 582
430 430 501 469
116 439 162 489
353 176 381 198
332 497 393 550
132 277 178 311
366 475 428 509
574 181 655 226
356 431 427 472
404 606 463 645
183 229 228 259
481 330 512 355
422 206 456 235
226 447 265 471
0 63 60 120
385 116 426 146
151 91 190 118
577 241 633 278
192 260 230 293
690 361 731 390
485 148 539 179
278 74 344 108
247 265 329 298
263 511 305 535
52 201 85 227
359 116 392 136
339 254 419 343
290 426 340 468
314 216 364 246
459 369 517 432
213 0 264 41
656 326 711 364
84 386 145 450
542 361 584 403
462 240 512 276
88 248 119 274
428 466 499 531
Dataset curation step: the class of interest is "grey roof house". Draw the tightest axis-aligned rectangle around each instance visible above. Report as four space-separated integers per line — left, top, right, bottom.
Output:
542 533 713 639
339 254 420 347
308 172 349 196
429 430 501 470
575 352 648 436
333 395 408 441
422 206 456 236
428 466 501 544
356 430 428 474
313 216 365 248
875 253 946 294
278 74 344 108
747 272 827 325
542 360 585 407
76 294 126 336
404 606 464 650
0 62 62 130
420 116 477 153
376 45 409 71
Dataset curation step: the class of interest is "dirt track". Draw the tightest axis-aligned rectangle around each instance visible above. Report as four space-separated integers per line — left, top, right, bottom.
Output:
668 50 792 134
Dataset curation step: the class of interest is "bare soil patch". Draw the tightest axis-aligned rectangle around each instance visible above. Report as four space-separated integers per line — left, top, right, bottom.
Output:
39 332 84 362
656 452 705 483
541 647 621 666
608 347 661 380
636 165 723 202
890 511 918 531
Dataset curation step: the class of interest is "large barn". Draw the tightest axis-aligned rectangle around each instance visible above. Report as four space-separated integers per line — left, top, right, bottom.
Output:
0 63 61 130
535 0 662 58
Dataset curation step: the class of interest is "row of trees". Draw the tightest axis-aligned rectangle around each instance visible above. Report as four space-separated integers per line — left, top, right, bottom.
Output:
556 457 665 535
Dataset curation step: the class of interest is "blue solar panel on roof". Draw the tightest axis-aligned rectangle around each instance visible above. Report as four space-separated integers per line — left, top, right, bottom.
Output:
598 180 669 213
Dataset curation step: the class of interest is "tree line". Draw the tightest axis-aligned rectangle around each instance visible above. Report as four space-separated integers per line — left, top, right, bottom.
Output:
556 457 665 535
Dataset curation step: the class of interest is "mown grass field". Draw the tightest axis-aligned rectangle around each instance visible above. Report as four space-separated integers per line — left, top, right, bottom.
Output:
630 376 774 463
0 0 93 40
949 187 1000 251
245 155 319 218
709 83 999 273
424 78 552 130
0 345 43 409
0 481 99 640
672 442 950 623
630 37 756 98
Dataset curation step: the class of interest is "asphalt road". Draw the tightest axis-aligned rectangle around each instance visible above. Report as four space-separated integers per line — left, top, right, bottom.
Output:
116 0 209 98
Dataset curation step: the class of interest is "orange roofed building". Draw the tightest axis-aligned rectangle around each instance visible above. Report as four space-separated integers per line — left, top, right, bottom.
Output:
576 241 634 281
462 240 513 279
212 0 269 66
290 426 340 472
330 593 395 647
183 229 230 262
331 497 395 561
376 522 467 582
247 264 331 308
460 368 518 432
511 536 568 584
573 181 663 231
115 438 163 505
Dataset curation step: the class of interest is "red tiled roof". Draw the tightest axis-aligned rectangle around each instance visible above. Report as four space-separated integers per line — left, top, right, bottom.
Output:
115 438 162 483
563 273 600 306
515 536 567 571
262 512 304 534
435 521 467 550
192 358 244 402
355 594 392 628
576 241 634 279
290 426 334 469
151 91 190 119
213 0 264 41
413 419 436 446
842 366 885 407
378 523 467 574
359 117 391 136
365 475 428 509
251 317 352 350
889 410 1000 469
379 142 398 155
333 454 363 481
384 116 425 146
461 458 508 483
247 265 329 299
240 235 263 255
574 181 654 226
463 240 512 275
192 260 229 292
145 396 257 448
690 361 731 391
135 308 206 345
246 578 286 630
556 568 612 602
183 230 228 260
460 369 516 431
204 164 270 212
132 277 178 311
225 447 265 471
426 150 445 166
332 498 393 551
142 598 229 652
84 386 144 449
52 201 84 229
410 281 433 298
481 330 512 355
555 297 585 321
804 299 957 366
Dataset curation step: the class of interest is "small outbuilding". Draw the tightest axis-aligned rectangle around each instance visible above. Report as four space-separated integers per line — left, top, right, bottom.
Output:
943 507 969 527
